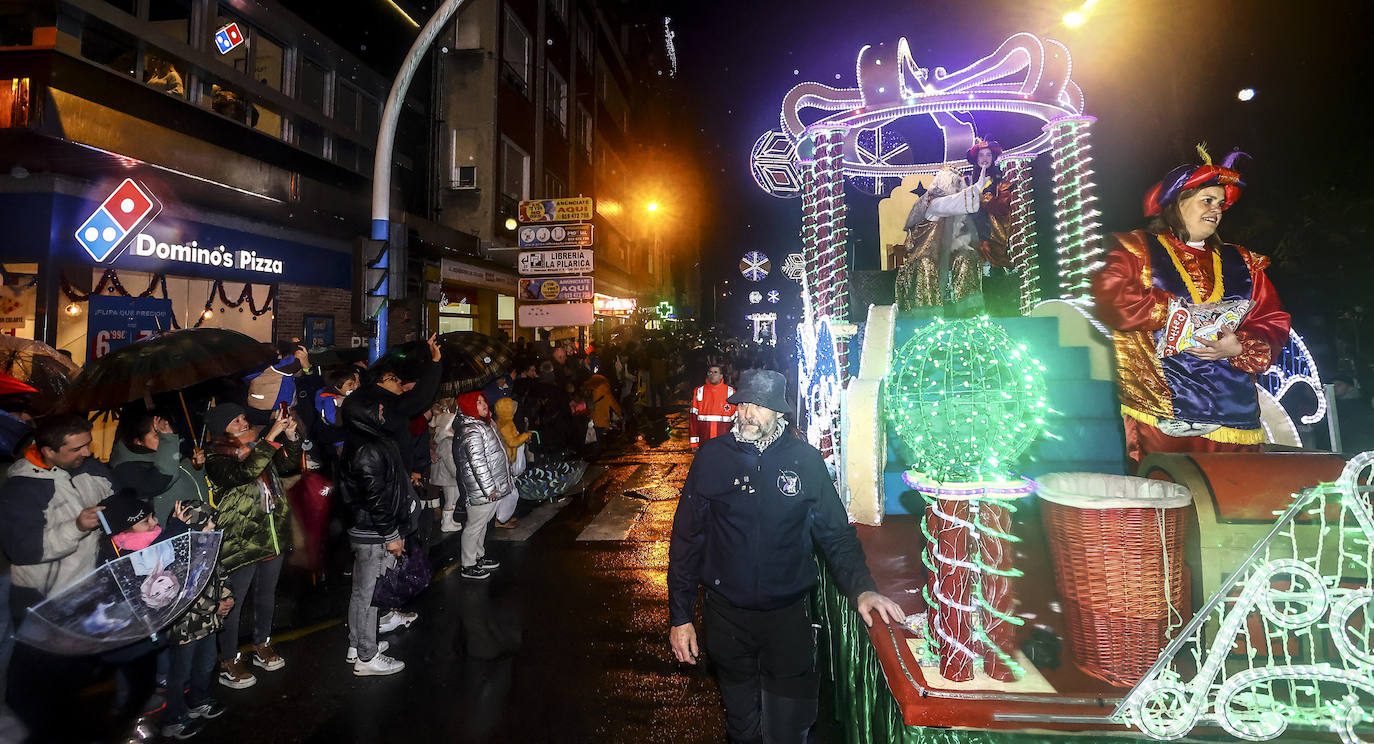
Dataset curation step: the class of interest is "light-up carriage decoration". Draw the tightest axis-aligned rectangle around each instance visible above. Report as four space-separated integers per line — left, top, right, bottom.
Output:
760 30 1364 744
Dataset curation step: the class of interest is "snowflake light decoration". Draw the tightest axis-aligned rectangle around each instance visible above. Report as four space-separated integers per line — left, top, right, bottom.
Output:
739 251 771 282
749 131 802 198
847 127 910 196
748 290 763 304
782 253 805 282
767 290 781 304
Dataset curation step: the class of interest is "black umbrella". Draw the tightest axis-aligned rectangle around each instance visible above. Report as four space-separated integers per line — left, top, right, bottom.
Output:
308 345 369 369
371 332 514 397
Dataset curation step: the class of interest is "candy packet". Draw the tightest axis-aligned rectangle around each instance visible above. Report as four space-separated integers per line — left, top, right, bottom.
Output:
1156 298 1252 358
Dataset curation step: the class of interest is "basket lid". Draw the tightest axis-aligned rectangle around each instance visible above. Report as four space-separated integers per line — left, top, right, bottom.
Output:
1035 473 1191 509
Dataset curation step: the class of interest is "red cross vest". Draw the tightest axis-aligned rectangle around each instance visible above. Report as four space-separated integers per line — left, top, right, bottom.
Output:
689 382 735 447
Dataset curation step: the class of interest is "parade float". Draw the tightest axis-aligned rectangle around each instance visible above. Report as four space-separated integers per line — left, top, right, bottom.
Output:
750 31 1370 742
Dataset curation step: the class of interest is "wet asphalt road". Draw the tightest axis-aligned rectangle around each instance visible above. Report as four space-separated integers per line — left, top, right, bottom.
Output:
82 413 841 743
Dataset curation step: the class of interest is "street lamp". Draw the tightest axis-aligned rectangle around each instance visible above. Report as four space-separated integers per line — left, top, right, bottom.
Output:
646 202 659 212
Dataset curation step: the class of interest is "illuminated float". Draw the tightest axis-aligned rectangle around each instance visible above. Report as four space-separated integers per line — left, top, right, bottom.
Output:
757 30 1367 742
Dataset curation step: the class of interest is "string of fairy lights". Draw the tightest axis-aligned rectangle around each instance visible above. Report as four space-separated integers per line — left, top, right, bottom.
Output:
1045 116 1103 298
1002 156 1042 315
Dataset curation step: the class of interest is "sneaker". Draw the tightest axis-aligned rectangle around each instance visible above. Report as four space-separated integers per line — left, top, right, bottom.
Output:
186 699 226 720
378 610 418 634
440 510 463 533
251 642 285 671
494 518 519 529
344 640 389 663
218 658 257 690
353 652 405 677
476 556 501 570
161 717 204 740
460 565 491 580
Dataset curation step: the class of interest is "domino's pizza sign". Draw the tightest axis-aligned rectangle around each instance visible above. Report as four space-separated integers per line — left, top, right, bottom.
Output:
74 179 162 263
214 23 245 55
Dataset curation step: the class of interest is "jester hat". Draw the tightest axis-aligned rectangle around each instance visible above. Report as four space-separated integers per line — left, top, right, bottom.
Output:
1143 144 1248 217
965 138 1002 165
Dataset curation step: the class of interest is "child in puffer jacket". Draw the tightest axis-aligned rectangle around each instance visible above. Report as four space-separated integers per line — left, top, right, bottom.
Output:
430 399 464 534
492 398 530 529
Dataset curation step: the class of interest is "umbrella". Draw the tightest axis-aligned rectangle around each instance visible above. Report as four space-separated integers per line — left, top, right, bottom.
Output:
60 328 276 414
0 371 37 397
371 332 514 397
16 530 222 656
0 337 79 414
308 345 369 369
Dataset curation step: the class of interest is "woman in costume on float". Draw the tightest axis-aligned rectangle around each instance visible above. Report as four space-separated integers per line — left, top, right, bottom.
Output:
1092 146 1290 467
965 139 1013 273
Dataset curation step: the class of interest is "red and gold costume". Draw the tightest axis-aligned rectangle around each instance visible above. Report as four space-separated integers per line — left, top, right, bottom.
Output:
689 381 735 448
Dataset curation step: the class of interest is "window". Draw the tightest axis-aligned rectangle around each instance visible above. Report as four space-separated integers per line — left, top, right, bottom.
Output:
576 16 592 63
333 138 359 171
1 78 30 128
214 9 250 75
500 137 529 200
203 79 249 122
296 120 324 156
0 13 35 46
549 0 568 25
80 19 137 78
545 66 567 135
147 0 191 44
578 105 592 159
335 82 361 130
254 104 282 139
254 35 284 92
361 94 379 140
501 10 530 95
545 172 565 199
300 58 327 113
143 48 187 98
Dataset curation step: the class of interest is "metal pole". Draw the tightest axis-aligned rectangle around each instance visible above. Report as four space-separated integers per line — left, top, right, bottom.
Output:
1326 382 1343 453
370 0 469 362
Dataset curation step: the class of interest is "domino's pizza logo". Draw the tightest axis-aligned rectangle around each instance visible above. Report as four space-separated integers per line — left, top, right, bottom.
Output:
214 23 245 55
74 179 162 262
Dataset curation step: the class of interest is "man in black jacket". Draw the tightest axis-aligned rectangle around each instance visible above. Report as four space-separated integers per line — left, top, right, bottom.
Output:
667 370 904 744
337 387 419 677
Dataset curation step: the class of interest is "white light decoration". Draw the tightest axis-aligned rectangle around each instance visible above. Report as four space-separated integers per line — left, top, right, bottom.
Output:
1044 115 1103 299
1237 87 1256 102
748 312 778 346
739 251 771 282
1114 451 1374 743
798 318 843 469
1002 155 1041 314
663 17 677 78
1262 329 1327 425
848 127 910 196
748 290 762 304
767 290 781 304
782 252 805 281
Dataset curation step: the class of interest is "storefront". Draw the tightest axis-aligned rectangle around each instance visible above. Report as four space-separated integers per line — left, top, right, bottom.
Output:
592 293 637 344
437 258 518 339
2 183 354 365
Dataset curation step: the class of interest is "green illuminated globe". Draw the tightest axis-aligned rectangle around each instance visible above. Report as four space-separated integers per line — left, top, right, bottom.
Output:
885 317 1049 481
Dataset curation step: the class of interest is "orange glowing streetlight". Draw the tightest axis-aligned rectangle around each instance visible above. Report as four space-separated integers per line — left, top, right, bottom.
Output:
646 202 659 213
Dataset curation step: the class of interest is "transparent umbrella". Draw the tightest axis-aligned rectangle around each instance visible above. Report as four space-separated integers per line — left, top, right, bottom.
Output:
15 530 222 656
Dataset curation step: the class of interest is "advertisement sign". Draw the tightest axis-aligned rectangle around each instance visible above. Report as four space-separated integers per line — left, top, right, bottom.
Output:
517 302 594 328
593 294 637 317
517 223 594 249
517 197 594 224
0 285 36 329
517 277 594 302
87 295 173 360
518 249 593 275
440 258 519 292
302 315 335 349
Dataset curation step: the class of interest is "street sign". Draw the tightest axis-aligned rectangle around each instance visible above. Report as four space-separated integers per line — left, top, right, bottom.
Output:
214 23 245 54
517 223 594 249
517 276 594 302
518 302 594 328
518 249 593 275
517 197 594 223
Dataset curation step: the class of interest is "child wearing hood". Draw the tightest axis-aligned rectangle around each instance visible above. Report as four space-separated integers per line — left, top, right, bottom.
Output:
429 399 463 534
452 392 511 580
492 397 530 529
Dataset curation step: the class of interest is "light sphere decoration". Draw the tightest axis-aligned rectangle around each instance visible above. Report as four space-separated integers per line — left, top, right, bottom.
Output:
885 317 1049 481
739 251 771 282
1237 87 1256 102
782 253 805 282
748 290 763 304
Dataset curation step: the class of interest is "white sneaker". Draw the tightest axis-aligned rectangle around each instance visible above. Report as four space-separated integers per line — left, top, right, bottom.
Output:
344 640 389 663
440 510 463 533
378 610 417 633
352 652 405 677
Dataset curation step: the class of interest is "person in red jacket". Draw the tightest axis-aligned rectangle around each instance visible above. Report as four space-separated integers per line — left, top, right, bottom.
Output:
689 364 735 448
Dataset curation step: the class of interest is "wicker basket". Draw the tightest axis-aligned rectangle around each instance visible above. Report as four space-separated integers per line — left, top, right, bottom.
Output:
1037 473 1191 687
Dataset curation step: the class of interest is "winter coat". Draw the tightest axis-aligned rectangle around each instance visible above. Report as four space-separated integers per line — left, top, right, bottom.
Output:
492 398 531 462
0 449 115 619
204 435 300 573
336 390 418 544
110 434 210 522
430 411 459 487
581 375 622 430
453 414 513 506
244 357 300 414
373 360 441 474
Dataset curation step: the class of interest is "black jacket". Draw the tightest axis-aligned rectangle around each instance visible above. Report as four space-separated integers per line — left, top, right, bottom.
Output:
336 389 418 544
375 360 441 473
667 431 877 626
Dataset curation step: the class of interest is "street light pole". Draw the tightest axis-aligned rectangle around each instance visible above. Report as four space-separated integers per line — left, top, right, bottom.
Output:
368 0 469 362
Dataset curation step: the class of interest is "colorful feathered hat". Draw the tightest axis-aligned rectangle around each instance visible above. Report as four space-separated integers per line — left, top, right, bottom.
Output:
965 138 1003 165
1143 144 1248 217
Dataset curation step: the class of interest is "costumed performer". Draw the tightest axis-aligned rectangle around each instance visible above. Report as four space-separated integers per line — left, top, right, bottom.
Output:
1091 145 1290 467
965 138 1013 273
895 166 986 312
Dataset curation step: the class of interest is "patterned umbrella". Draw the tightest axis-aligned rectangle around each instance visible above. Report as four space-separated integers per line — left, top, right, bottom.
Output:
0 337 79 414
60 329 276 413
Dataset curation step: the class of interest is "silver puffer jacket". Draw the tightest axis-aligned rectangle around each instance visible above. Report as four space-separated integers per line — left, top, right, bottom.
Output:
453 414 513 506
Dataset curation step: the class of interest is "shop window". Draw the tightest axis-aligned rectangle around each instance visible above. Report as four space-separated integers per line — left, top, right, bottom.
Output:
80 19 137 78
440 289 477 334
147 0 191 44
214 8 250 75
254 35 284 92
501 10 530 96
500 137 529 200
545 66 567 136
254 104 282 139
335 81 360 131
1 78 30 128
143 48 187 99
296 119 324 156
300 58 327 113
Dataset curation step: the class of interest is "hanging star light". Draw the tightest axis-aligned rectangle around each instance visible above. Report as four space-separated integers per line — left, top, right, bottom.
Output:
767 290 781 304
739 251 771 282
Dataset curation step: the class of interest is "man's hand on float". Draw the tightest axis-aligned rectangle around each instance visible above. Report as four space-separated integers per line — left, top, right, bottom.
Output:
669 622 699 665
1185 326 1242 361
856 591 906 628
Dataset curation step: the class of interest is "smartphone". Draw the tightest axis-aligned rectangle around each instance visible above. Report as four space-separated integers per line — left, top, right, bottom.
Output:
278 401 290 418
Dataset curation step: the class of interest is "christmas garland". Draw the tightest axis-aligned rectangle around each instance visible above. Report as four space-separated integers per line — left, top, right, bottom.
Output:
57 270 277 330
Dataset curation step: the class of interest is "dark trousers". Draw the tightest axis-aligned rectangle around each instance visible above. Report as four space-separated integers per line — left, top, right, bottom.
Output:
703 594 818 744
166 635 217 722
5 642 95 742
219 554 284 659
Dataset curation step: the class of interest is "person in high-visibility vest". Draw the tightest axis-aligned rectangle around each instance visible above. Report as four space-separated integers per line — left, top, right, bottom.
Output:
689 364 735 448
